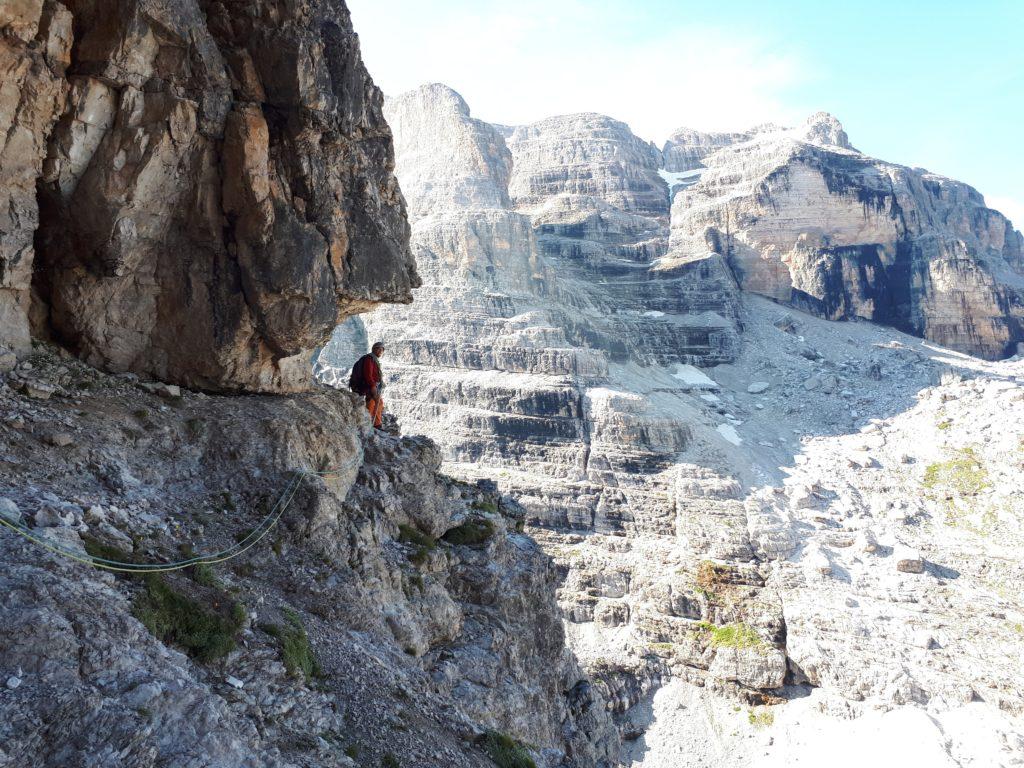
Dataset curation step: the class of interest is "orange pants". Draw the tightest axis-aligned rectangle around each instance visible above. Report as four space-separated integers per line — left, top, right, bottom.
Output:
366 396 384 428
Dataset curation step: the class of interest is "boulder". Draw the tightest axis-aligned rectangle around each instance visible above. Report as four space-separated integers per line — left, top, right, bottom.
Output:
856 528 879 554
0 346 16 374
0 498 21 523
894 545 925 574
709 645 787 689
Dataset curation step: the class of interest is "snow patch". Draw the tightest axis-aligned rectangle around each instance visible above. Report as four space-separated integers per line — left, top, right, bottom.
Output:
658 168 703 192
716 424 742 446
672 364 718 390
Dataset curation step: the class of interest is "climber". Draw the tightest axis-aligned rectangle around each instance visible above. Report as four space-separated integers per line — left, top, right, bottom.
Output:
350 342 387 429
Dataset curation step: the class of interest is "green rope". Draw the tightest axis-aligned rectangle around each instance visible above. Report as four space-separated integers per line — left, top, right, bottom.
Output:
0 458 360 573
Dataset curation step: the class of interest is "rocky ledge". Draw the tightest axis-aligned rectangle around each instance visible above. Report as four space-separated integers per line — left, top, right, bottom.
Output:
0 346 618 768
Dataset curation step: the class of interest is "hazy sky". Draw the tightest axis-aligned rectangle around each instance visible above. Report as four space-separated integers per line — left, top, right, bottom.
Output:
347 0 1023 228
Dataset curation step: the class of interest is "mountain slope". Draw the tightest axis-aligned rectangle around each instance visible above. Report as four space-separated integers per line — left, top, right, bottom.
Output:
318 83 1024 766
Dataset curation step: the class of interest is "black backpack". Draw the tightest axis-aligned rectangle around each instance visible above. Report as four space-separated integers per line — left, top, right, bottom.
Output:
349 354 371 394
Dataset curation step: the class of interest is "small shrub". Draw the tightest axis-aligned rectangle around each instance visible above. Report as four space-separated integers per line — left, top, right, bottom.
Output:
217 491 237 514
381 753 401 768
698 621 763 650
133 575 246 662
344 744 360 759
263 607 322 680
936 418 953 431
405 572 424 593
397 524 436 566
471 499 499 514
747 709 774 728
442 518 495 546
695 559 731 593
482 730 536 768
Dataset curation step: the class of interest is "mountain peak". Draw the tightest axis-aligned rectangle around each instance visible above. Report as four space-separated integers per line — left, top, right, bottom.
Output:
390 82 472 117
799 110 852 149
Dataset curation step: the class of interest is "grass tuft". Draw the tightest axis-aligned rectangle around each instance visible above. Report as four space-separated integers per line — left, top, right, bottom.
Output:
747 709 775 728
82 536 136 566
482 730 536 768
190 562 220 588
698 621 763 649
397 524 436 567
442 517 495 546
381 753 401 768
922 448 990 496
263 607 322 680
133 575 246 663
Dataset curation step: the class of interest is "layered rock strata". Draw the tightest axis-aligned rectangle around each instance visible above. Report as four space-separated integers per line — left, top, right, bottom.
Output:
318 84 1024 765
668 113 1024 359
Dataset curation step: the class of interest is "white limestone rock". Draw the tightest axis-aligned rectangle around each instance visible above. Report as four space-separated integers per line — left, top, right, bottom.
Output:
668 115 1024 359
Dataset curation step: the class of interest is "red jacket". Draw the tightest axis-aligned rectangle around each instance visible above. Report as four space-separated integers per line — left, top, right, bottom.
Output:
359 354 382 395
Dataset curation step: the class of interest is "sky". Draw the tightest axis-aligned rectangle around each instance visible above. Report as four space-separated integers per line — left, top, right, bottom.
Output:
347 0 1024 230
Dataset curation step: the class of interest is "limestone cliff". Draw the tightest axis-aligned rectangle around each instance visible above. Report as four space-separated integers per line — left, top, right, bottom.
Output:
2 0 418 393
668 113 1024 360
318 84 1024 766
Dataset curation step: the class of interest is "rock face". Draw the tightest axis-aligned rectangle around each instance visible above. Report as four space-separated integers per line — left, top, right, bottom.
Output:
668 113 1024 360
0 0 72 353
508 113 667 217
506 112 741 366
3 0 417 392
0 347 617 768
386 83 512 217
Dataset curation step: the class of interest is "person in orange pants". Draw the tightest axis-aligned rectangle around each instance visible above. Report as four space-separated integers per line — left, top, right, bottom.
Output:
350 342 386 429
366 390 384 429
